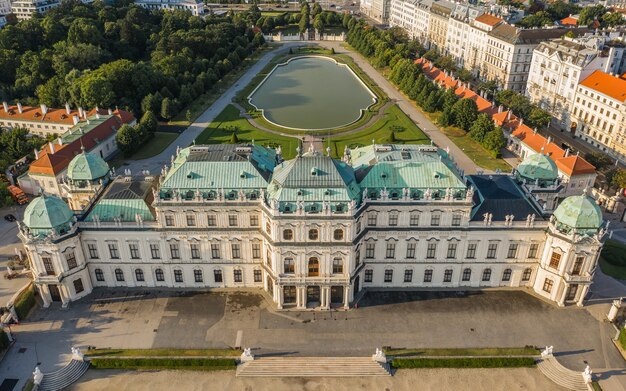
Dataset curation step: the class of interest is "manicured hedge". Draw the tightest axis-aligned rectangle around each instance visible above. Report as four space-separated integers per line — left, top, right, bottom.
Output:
0 329 9 350
14 285 36 320
619 328 626 350
90 358 237 370
392 357 536 369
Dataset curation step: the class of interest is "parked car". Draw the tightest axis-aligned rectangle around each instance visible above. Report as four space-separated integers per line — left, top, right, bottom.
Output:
4 214 16 222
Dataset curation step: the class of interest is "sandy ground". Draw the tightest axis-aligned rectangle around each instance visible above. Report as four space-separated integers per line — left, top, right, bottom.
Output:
69 368 566 391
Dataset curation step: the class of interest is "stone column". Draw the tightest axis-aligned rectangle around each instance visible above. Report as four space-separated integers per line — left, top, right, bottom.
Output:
40 284 51 308
277 285 284 310
343 285 350 309
557 283 567 307
321 287 330 310
577 285 590 307
297 286 306 309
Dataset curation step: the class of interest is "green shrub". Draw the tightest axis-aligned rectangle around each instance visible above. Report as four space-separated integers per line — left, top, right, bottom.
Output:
601 240 626 267
90 358 237 371
619 328 626 350
392 357 536 369
14 285 36 320
0 329 9 350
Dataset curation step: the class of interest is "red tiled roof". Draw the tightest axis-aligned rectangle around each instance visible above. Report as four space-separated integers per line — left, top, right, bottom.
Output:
579 70 626 102
560 16 578 26
555 155 596 176
474 13 503 27
0 103 134 127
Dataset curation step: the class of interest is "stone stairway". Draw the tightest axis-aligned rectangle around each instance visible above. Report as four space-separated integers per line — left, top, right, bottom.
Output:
236 356 392 377
38 359 91 391
537 356 589 391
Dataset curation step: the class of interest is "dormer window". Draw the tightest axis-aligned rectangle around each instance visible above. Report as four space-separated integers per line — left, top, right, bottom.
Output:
311 167 317 176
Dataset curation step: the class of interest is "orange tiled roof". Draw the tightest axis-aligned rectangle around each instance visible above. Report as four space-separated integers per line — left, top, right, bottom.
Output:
555 155 596 176
0 105 77 125
474 13 503 27
579 70 626 102
560 16 578 26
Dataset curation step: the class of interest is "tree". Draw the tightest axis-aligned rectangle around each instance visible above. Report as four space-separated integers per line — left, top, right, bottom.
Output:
312 3 322 18
584 152 613 170
528 107 552 129
313 15 325 35
438 107 454 127
79 76 115 107
299 13 310 34
452 98 478 131
140 110 158 133
229 131 239 144
482 128 506 155
115 124 139 156
456 68 473 83
186 109 192 123
422 90 441 113
578 5 605 26
609 168 626 189
161 97 175 120
469 113 494 143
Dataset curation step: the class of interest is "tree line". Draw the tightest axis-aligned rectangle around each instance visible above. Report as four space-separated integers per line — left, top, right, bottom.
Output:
517 1 624 28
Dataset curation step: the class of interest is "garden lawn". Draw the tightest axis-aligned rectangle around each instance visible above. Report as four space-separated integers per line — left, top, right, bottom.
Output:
129 132 178 160
195 105 300 159
85 348 241 357
327 104 429 156
384 347 539 357
599 239 626 280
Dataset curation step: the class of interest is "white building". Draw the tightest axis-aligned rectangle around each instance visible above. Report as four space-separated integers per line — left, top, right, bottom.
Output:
445 13 502 75
10 0 60 21
570 70 626 161
134 0 204 16
527 34 626 130
0 0 10 15
18 144 607 310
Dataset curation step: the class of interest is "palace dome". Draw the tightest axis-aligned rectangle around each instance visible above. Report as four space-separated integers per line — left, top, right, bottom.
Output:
553 193 602 234
67 151 109 182
23 195 74 236
517 153 558 182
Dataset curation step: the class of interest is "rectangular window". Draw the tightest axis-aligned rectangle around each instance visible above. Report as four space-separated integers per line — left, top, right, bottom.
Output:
528 243 539 258
452 214 462 226
443 269 453 282
430 214 441 226
42 257 55 275
228 215 238 227
234 269 243 283
108 243 119 259
404 269 413 283
447 242 457 259
73 278 84 294
174 270 183 283
486 243 498 259
207 214 217 226
252 243 261 259
232 243 241 259
129 244 140 259
170 243 180 259
190 243 200 259
211 244 221 259
250 215 259 226
165 215 174 226
426 242 437 259
572 256 584 275
424 269 433 282
386 242 396 258
384 269 393 283
214 269 223 283
507 243 518 259
150 244 160 259
406 242 416 259
88 244 99 259
186 214 196 226
549 252 561 269
466 243 477 259
65 252 77 270
364 269 373 282
367 214 377 226
542 278 553 293
409 212 420 226
194 269 203 283
365 243 375 259
388 214 398 226
254 269 262 282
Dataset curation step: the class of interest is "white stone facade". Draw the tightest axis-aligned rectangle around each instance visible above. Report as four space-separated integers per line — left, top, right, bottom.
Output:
134 0 204 16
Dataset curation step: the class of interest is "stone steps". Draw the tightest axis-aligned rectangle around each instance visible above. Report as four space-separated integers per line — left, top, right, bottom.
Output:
39 359 90 391
537 357 588 391
236 356 391 377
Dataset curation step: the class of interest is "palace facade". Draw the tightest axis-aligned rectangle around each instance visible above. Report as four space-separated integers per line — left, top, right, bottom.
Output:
18 143 607 310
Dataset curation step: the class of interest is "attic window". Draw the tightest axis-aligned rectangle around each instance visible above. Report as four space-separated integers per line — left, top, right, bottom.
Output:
381 173 387 179
433 173 440 179
186 171 194 179
297 189 303 196
324 189 331 196
239 171 246 178
311 167 317 176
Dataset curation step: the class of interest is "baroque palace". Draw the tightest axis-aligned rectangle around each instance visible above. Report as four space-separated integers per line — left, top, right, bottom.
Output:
18 143 608 310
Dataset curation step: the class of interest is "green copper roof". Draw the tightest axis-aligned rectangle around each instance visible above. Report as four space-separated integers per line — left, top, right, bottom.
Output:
85 177 156 222
553 193 602 233
67 151 110 181
517 153 558 182
23 195 74 236
352 145 466 193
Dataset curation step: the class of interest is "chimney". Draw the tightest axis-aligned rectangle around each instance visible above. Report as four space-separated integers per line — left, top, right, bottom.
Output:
108 108 113 115
95 112 100 120
17 102 22 114
2 101 7 112
565 148 570 157
57 137 63 146
40 104 48 115
65 102 70 115
519 118 523 126
498 105 503 113
86 119 90 125
72 115 79 125
78 107 84 118
34 148 39 159
49 141 55 154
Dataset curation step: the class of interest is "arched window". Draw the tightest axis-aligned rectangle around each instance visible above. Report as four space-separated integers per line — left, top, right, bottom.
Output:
309 229 319 240
155 268 165 282
462 268 471 281
284 258 295 274
502 268 512 282
482 268 492 282
283 229 293 240
333 229 344 241
332 258 343 274
308 257 319 276
94 268 104 282
135 268 144 282
522 268 532 281
115 268 124 282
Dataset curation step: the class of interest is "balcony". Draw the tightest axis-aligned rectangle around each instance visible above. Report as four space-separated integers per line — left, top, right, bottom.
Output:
35 273 61 284
564 272 590 282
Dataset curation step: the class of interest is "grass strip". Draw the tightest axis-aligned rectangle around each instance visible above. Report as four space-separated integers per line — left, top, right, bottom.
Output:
85 348 241 357
385 347 540 357
89 357 237 371
392 357 536 369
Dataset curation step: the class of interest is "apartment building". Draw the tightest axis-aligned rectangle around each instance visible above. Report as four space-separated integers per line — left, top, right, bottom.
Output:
10 0 60 21
134 0 204 16
570 71 626 161
446 13 503 75
427 1 454 50
389 0 432 40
